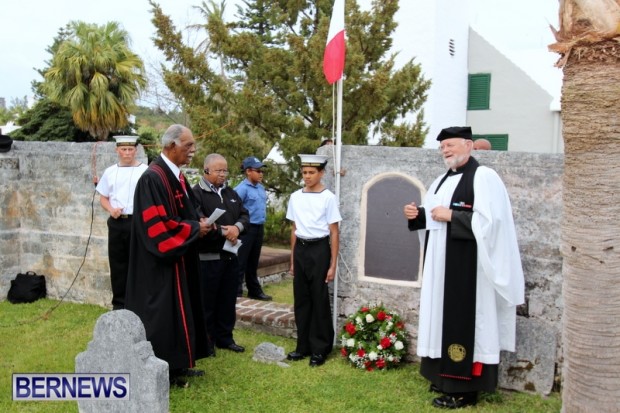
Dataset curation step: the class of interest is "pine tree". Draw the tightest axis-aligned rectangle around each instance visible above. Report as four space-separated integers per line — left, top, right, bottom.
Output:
149 0 430 175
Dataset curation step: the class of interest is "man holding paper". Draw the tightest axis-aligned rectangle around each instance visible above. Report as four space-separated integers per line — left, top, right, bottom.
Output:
403 126 524 409
193 153 250 355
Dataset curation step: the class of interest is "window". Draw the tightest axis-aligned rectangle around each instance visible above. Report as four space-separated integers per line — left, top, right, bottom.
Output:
473 134 508 151
467 73 491 110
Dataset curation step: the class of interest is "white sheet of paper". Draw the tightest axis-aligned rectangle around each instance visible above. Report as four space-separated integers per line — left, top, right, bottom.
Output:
222 239 242 255
423 194 442 230
206 208 226 225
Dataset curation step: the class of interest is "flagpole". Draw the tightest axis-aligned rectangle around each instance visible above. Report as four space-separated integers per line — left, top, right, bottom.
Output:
333 76 343 343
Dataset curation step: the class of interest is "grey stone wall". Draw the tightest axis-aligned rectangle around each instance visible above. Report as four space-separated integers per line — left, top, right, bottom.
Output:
320 145 563 394
0 142 563 394
0 141 146 307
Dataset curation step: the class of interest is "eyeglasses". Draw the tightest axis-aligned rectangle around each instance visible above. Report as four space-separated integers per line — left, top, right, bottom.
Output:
205 169 229 175
250 169 264 174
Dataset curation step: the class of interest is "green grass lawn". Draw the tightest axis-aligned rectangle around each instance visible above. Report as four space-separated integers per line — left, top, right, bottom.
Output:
263 276 294 305
0 299 561 412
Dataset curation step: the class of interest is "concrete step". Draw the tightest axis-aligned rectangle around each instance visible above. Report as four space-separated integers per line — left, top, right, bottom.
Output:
236 246 296 338
236 297 296 338
257 246 290 278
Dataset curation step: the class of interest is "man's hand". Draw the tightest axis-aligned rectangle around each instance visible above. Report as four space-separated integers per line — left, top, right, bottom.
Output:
110 207 123 219
403 202 419 220
199 218 214 237
325 267 336 283
221 225 240 243
431 206 452 222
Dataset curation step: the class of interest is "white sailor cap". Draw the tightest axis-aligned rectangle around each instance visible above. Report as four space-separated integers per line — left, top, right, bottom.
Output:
113 135 139 146
299 154 328 167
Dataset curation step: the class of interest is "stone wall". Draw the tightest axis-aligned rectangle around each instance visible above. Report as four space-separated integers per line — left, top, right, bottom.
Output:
0 141 146 307
0 142 564 394
320 145 563 394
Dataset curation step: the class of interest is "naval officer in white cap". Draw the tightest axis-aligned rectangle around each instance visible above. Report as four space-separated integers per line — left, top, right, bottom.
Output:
96 135 148 309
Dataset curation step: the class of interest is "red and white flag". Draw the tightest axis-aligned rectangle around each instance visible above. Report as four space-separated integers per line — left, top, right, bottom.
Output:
323 0 346 84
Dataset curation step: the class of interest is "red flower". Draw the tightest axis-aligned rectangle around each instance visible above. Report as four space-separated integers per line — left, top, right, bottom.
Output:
341 347 348 357
396 321 405 329
345 322 356 335
377 311 386 321
357 348 366 357
365 361 373 371
361 306 370 313
376 358 386 369
380 337 392 349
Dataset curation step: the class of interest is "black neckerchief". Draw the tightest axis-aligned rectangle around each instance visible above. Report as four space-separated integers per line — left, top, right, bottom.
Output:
436 157 479 380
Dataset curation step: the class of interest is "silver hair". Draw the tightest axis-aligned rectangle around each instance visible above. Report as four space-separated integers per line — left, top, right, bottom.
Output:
203 153 226 168
161 124 188 148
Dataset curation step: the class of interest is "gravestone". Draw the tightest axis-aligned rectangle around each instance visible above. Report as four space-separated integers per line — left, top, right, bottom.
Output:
75 310 169 413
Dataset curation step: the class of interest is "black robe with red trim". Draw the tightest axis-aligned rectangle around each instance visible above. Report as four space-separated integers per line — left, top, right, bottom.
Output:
125 155 208 370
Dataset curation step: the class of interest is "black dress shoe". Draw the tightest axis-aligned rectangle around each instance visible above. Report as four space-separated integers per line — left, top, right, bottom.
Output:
309 354 326 367
180 368 205 377
286 351 308 361
169 370 190 388
432 392 477 409
217 343 245 353
248 292 272 301
169 376 189 388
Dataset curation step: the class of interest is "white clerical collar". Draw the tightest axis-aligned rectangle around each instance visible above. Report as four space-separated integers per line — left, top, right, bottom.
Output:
161 153 181 182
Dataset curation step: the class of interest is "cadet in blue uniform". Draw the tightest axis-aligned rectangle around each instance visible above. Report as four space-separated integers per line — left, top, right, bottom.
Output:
235 156 272 300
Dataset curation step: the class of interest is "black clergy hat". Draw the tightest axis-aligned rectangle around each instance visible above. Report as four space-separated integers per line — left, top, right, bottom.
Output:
0 133 13 153
437 126 473 141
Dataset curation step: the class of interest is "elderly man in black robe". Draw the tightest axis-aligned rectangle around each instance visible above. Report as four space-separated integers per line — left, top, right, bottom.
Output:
404 126 524 409
125 124 212 387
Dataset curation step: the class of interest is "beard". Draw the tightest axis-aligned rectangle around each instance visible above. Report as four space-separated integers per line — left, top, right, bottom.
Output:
443 154 467 170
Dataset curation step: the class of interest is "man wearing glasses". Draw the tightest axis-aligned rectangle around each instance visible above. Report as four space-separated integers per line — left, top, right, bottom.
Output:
125 124 213 387
193 153 249 356
234 157 272 301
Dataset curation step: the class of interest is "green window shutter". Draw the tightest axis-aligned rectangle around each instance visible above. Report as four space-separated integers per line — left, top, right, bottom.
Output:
473 134 508 151
467 74 491 110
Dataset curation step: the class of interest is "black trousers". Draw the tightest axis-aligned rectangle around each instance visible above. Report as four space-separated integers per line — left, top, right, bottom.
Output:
293 237 334 356
200 258 239 348
237 224 265 296
107 216 132 309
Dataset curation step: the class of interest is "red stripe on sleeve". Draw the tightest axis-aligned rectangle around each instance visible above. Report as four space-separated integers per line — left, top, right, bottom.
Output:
143 205 170 223
159 223 192 253
147 219 181 239
142 205 161 222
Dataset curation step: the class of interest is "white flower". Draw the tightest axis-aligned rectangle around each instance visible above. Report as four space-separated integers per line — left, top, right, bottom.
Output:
387 355 394 362
349 353 357 362
346 338 355 347
355 316 362 324
368 351 378 361
377 344 383 350
387 321 393 329
394 341 404 350
365 314 375 323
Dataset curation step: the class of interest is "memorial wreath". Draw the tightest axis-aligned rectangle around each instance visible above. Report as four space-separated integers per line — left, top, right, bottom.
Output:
339 304 408 371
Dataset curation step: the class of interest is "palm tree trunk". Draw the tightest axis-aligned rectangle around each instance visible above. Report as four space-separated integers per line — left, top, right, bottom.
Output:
560 39 620 412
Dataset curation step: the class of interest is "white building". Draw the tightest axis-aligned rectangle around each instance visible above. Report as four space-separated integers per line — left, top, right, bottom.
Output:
386 0 562 153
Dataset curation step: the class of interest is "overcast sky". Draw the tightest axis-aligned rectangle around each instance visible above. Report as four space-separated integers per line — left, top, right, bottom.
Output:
0 0 561 106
